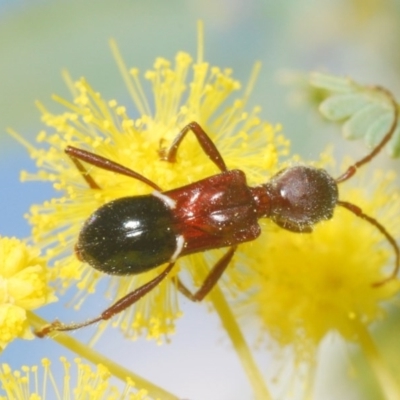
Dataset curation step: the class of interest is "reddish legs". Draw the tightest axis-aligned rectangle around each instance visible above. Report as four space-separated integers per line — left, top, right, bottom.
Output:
176 246 237 302
35 147 166 336
65 146 162 191
35 90 400 338
160 121 228 172
35 262 175 337
36 125 231 336
66 151 101 190
66 121 227 190
161 123 235 300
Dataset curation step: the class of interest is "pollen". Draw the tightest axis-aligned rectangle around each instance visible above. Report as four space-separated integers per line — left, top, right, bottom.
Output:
0 237 56 350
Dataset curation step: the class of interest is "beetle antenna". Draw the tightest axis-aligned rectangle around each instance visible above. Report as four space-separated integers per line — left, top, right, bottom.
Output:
336 87 399 183
338 200 399 286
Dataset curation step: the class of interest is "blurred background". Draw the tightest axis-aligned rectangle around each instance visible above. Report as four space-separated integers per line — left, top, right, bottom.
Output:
1 1 400 399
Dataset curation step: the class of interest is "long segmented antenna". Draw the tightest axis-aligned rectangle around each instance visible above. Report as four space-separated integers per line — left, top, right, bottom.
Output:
335 86 399 286
336 86 399 183
338 201 399 286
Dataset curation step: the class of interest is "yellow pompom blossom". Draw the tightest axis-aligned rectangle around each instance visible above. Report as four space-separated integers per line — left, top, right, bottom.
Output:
12 37 400 400
9 33 400 397
0 357 150 400
15 44 289 341
0 237 56 350
233 165 400 362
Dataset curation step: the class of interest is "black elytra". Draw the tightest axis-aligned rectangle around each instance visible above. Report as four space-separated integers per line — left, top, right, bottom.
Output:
76 195 178 275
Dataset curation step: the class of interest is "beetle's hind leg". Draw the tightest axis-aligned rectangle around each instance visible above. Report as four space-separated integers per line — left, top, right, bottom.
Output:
35 261 176 337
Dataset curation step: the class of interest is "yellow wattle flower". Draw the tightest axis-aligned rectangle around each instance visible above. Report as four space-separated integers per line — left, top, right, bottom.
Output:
236 165 400 361
0 357 149 400
14 43 288 342
6 25 400 397
0 237 56 350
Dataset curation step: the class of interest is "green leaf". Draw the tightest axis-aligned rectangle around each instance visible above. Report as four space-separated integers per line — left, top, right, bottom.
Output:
310 72 399 158
343 104 388 141
365 112 393 148
319 93 371 121
309 72 356 93
388 126 400 157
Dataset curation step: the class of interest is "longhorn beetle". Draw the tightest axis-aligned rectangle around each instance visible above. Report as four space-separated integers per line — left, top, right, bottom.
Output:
36 86 399 337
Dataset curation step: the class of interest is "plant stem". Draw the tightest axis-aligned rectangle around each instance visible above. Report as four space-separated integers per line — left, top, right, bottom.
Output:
354 319 400 400
27 311 179 400
210 287 272 400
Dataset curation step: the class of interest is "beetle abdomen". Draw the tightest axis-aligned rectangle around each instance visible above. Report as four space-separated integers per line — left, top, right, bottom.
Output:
76 195 178 275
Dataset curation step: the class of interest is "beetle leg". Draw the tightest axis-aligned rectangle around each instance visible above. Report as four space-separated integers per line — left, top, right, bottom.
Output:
176 246 237 302
66 149 101 189
35 262 175 337
161 121 228 172
65 146 162 191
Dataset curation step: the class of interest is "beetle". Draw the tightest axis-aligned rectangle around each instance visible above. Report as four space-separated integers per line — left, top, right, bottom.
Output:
36 88 399 337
